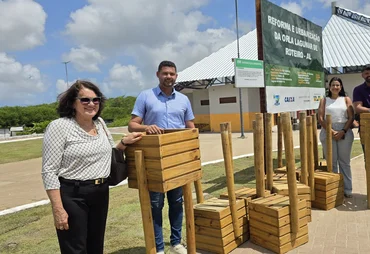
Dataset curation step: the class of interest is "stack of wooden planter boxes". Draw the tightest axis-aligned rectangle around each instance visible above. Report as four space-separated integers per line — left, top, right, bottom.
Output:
312 171 344 210
249 194 309 254
125 129 202 192
272 183 312 222
194 198 249 253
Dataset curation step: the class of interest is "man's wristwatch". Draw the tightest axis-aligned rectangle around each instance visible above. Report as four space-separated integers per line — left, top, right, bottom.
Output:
341 128 347 134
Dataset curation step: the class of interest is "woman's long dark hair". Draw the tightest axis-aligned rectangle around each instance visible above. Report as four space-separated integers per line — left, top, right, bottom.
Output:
327 77 346 97
57 80 106 120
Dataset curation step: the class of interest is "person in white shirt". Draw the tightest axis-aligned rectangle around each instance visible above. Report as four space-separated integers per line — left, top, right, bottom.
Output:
318 77 354 198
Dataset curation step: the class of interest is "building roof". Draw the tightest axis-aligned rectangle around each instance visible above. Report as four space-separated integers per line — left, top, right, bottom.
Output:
323 12 370 68
176 29 258 83
177 6 370 84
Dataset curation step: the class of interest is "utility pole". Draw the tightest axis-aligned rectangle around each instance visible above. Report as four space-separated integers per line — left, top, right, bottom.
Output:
62 61 70 87
235 0 245 138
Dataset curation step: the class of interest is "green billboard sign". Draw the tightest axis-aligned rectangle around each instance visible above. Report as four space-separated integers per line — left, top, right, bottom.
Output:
260 0 325 113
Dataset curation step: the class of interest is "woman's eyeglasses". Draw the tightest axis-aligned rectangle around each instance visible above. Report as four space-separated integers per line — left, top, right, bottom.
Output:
77 97 101 105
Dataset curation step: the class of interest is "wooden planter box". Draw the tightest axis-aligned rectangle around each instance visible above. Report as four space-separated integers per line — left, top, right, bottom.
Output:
194 198 249 254
125 129 202 192
312 171 344 210
249 194 309 254
220 187 271 217
271 183 312 222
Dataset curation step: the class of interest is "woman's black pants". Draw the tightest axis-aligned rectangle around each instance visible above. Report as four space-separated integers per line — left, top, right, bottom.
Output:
56 179 109 254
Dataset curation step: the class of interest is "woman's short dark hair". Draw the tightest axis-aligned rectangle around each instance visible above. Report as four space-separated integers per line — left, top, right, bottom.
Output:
57 80 106 120
327 77 346 97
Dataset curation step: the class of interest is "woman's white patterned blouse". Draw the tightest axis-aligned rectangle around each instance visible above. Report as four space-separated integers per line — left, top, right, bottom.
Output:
41 117 115 190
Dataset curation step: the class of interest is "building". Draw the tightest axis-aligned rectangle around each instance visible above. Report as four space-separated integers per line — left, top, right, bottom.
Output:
175 3 370 132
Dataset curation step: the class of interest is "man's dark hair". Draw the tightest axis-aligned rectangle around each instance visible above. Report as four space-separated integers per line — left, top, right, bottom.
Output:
327 77 346 97
57 80 106 120
158 60 177 72
362 64 370 72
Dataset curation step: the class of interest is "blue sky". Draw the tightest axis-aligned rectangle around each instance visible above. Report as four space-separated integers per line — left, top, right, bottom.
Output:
1 0 369 107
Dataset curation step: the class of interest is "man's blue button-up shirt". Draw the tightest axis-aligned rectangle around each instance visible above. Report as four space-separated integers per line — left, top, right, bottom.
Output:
131 85 195 129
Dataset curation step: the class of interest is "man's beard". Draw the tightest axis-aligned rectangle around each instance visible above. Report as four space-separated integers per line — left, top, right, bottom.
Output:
163 79 174 87
365 76 370 83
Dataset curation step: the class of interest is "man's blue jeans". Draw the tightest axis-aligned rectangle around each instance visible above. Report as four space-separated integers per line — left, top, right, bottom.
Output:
150 187 183 251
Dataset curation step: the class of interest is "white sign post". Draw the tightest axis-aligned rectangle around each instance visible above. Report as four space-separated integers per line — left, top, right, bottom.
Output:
234 58 265 88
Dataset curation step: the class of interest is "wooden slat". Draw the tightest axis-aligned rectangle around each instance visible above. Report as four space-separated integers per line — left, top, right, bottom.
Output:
312 198 344 210
251 233 308 254
250 224 308 246
195 208 247 229
146 160 201 181
312 191 344 204
196 232 249 254
195 225 249 247
158 128 199 145
195 221 248 240
126 129 198 147
249 217 308 237
128 170 202 192
161 139 199 157
249 199 306 218
314 172 343 185
125 139 199 159
194 199 246 220
249 207 307 228
272 183 310 195
315 180 344 191
127 149 201 170
315 186 344 199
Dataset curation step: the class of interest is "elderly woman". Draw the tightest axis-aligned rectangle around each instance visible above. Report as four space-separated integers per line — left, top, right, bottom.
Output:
42 80 142 253
318 77 354 198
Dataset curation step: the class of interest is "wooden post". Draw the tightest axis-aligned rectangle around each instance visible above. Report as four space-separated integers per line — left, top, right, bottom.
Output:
254 113 265 197
281 113 299 233
135 150 156 254
312 113 319 168
299 112 308 185
361 114 370 209
183 183 196 253
326 115 333 172
277 115 283 168
265 113 273 190
306 116 315 201
220 122 241 238
194 180 204 204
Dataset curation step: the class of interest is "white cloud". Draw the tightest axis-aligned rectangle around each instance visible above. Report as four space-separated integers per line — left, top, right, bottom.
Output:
63 46 105 72
280 2 303 16
105 64 146 96
0 53 47 104
55 79 69 94
316 0 361 9
0 0 47 51
63 0 236 95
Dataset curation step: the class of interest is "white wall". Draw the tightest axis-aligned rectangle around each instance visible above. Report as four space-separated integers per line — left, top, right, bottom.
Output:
327 73 364 100
209 84 239 114
192 89 210 115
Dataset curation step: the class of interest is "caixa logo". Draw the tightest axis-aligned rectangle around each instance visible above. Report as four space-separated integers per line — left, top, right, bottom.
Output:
313 95 322 102
284 97 295 102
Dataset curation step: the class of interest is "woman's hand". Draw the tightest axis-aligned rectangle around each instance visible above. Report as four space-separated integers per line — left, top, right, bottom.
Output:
333 130 345 141
122 132 143 145
52 206 69 231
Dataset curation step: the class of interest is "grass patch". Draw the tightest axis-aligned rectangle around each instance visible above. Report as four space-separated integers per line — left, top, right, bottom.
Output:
0 141 363 253
0 135 123 165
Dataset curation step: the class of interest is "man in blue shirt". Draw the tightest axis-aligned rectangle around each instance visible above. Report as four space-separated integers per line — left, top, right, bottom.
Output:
129 60 194 254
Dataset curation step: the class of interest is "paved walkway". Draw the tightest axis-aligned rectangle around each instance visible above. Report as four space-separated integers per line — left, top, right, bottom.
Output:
227 155 370 254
